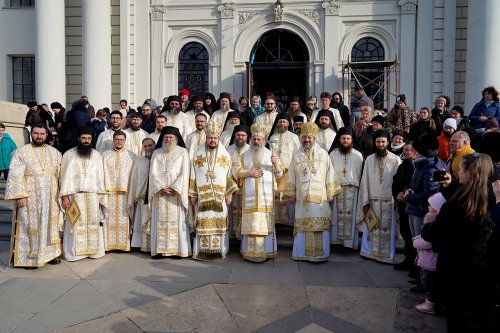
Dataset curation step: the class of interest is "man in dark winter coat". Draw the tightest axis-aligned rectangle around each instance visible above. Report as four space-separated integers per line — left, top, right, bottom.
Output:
393 142 417 271
404 134 446 238
331 92 351 127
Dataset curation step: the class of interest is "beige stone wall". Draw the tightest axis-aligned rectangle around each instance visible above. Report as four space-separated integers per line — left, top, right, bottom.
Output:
65 0 83 109
454 0 467 107
0 101 30 146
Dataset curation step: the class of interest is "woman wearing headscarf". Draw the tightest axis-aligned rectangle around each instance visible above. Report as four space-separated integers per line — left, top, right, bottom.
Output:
243 95 266 125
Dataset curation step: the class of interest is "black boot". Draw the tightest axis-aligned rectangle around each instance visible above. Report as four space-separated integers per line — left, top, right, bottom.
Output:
48 258 61 265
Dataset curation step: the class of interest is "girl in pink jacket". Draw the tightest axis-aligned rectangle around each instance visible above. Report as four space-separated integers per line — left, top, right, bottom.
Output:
413 192 446 315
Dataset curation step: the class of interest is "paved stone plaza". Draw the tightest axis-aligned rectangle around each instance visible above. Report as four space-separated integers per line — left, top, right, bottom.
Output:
0 240 446 333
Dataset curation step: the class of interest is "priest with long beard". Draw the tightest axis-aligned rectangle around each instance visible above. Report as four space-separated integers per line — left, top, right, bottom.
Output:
148 127 191 258
128 138 155 252
285 122 341 262
189 122 238 261
101 130 136 251
60 127 106 261
314 109 338 152
267 113 300 226
227 125 251 238
210 92 233 125
160 96 190 138
328 127 364 249
124 112 149 156
356 130 401 263
219 111 242 147
235 123 284 262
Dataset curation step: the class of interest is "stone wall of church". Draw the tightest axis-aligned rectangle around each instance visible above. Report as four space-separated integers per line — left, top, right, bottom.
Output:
65 0 83 107
454 0 467 107
111 0 121 107
431 0 445 101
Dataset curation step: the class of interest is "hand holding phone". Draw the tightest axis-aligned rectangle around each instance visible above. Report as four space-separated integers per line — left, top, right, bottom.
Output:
432 170 447 182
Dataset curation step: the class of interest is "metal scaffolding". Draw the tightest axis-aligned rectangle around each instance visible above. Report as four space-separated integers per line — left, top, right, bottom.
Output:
342 59 399 110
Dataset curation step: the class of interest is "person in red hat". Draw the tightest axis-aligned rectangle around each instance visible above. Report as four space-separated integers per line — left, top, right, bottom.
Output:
178 89 191 112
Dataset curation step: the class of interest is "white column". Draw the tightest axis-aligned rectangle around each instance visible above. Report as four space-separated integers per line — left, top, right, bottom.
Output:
398 0 417 108
465 0 500 113
414 0 433 109
217 3 237 94
36 0 66 105
149 4 166 102
322 1 341 93
82 0 111 109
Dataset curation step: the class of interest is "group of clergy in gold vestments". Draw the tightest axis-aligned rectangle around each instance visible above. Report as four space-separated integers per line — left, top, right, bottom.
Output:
7 96 401 267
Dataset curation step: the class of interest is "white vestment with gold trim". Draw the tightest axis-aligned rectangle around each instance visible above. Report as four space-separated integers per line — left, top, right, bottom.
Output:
59 148 106 261
127 155 152 251
185 130 206 161
210 109 233 126
149 145 191 257
124 128 149 157
5 144 63 267
286 143 340 261
268 130 300 225
236 147 281 262
185 110 210 134
316 128 336 152
227 143 250 238
189 144 238 261
356 152 401 263
161 111 190 139
102 148 136 251
96 128 124 153
254 111 278 138
329 148 364 249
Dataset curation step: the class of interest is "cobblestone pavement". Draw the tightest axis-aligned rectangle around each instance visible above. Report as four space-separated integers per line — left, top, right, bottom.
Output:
0 241 446 333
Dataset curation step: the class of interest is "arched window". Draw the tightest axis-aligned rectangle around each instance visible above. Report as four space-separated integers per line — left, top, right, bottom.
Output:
351 37 385 62
178 42 209 96
350 37 385 108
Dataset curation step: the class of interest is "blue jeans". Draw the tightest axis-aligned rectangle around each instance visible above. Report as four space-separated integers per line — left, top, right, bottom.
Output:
408 214 424 237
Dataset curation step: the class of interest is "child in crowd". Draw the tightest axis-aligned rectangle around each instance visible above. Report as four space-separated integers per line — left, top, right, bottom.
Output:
412 192 446 314
90 109 109 139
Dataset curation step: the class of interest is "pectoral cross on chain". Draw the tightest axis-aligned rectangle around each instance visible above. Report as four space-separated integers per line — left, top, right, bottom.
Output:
205 171 215 182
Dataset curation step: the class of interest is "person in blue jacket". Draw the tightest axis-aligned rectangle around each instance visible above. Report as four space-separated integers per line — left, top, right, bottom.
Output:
469 86 500 132
0 123 17 180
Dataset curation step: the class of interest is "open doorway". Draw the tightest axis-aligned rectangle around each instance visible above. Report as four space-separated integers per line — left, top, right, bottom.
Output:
249 29 309 105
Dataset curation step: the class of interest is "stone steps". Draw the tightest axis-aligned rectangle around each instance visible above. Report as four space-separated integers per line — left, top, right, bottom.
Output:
276 224 294 247
0 180 13 241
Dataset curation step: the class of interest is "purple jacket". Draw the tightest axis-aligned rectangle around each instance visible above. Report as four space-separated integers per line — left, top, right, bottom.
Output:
413 211 439 271
413 235 437 271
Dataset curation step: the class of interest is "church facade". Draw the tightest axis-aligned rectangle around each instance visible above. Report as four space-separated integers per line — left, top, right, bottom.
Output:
0 0 498 113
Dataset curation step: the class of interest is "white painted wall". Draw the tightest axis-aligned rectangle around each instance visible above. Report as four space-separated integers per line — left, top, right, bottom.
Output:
0 1 484 115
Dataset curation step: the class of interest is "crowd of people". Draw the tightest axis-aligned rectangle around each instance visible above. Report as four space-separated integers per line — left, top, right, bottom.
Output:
3 85 500 332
